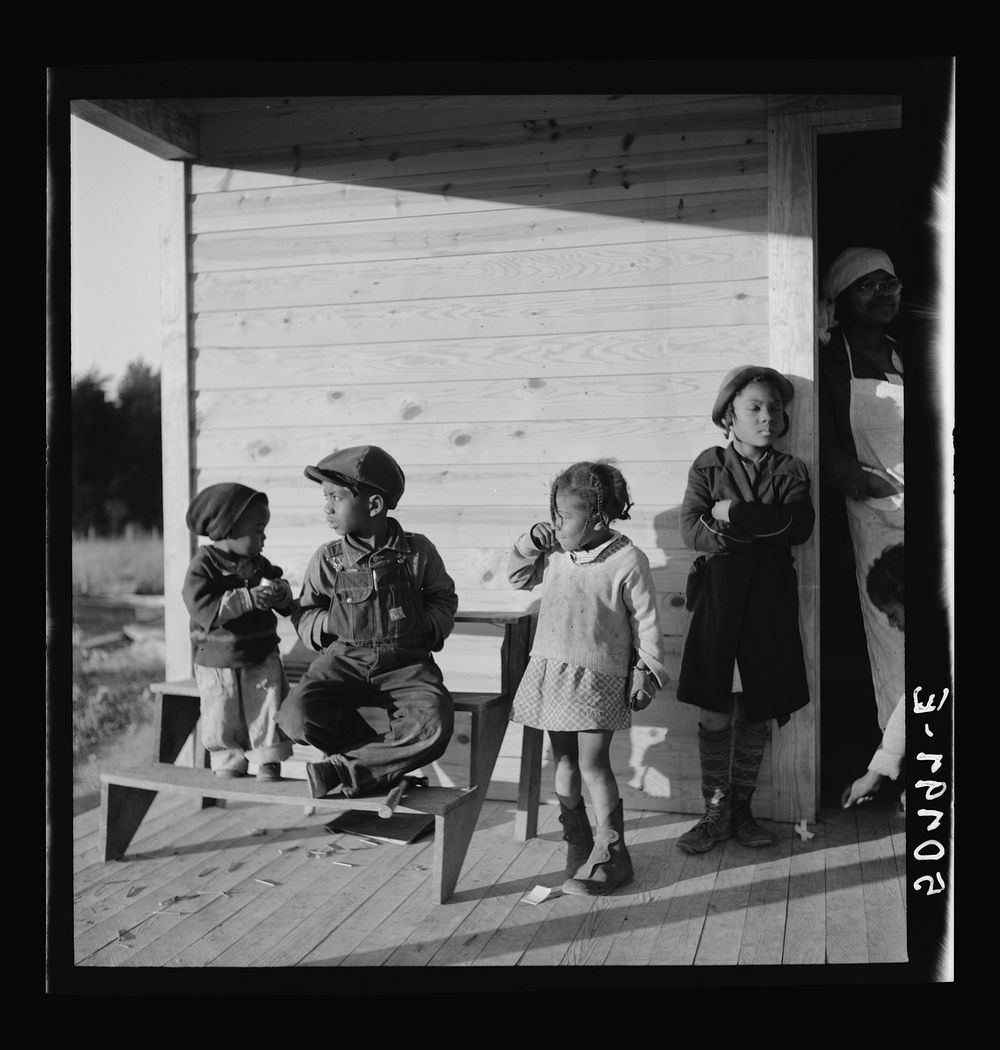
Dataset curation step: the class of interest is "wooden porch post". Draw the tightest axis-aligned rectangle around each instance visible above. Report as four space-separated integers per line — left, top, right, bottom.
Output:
159 161 193 688
767 110 819 823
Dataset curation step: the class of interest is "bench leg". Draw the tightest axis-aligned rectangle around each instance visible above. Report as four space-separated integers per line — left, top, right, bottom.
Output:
469 699 512 801
515 725 544 841
100 780 158 861
157 693 203 764
432 795 481 904
156 693 224 808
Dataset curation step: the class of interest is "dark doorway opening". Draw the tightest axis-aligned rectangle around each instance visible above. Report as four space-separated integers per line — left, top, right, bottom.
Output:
816 128 903 805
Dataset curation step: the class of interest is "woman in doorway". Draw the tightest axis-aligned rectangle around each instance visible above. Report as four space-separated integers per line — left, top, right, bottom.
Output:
818 247 904 734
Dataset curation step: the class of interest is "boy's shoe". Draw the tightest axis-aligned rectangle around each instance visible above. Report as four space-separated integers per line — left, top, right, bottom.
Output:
731 798 774 847
306 758 345 798
213 768 246 778
677 792 732 854
256 762 283 782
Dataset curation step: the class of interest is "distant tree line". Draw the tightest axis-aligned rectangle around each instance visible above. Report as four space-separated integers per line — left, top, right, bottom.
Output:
72 360 162 536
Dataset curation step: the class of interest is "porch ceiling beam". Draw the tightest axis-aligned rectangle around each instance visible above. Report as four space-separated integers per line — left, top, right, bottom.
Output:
70 98 198 160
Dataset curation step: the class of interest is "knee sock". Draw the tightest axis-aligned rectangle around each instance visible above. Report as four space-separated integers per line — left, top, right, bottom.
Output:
698 723 732 802
731 719 771 802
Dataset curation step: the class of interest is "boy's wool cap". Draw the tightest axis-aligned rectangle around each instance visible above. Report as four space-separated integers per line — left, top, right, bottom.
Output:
711 367 795 428
821 247 896 302
186 483 268 541
304 445 406 502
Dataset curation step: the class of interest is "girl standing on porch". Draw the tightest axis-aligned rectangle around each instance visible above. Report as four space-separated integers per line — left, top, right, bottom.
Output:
508 462 668 896
676 367 815 854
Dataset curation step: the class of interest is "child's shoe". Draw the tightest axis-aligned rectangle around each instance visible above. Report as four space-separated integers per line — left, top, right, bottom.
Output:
677 790 731 854
257 762 283 782
562 800 633 896
306 757 345 798
731 795 774 847
557 796 594 879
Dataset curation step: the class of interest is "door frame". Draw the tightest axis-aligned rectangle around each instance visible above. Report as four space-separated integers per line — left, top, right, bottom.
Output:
766 98 902 821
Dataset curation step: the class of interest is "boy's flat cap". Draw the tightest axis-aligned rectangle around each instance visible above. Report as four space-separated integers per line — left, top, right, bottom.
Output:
304 445 405 503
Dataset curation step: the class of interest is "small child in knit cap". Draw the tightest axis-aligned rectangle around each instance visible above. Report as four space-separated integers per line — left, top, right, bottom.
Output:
182 483 295 779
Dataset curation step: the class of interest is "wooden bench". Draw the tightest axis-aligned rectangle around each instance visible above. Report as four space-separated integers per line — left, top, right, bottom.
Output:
100 612 533 903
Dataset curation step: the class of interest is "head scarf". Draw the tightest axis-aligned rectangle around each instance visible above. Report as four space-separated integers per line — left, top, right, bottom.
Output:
821 247 896 302
817 247 897 345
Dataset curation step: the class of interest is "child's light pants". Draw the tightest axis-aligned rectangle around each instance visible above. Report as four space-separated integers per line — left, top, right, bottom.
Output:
194 651 294 773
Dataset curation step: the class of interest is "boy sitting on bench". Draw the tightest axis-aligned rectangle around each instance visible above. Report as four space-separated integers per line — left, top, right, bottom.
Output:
276 446 459 800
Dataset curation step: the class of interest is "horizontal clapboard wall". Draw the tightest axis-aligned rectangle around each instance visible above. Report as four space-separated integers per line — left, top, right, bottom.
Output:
188 94 771 814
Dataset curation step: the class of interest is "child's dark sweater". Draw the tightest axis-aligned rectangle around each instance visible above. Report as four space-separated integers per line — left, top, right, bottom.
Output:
182 546 289 667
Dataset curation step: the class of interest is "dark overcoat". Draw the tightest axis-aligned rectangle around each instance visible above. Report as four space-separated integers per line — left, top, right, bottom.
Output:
677 443 815 724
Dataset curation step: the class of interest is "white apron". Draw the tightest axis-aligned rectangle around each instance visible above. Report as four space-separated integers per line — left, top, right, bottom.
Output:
843 337 905 730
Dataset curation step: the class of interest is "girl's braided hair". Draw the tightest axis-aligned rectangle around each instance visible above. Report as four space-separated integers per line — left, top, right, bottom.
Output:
549 461 633 529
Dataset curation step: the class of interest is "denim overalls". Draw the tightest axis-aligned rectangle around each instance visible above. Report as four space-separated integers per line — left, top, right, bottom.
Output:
324 549 432 649
277 529 457 798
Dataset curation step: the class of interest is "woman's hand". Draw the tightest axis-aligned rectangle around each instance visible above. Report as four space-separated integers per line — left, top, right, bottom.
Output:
530 522 558 550
841 770 884 808
629 667 659 711
711 499 733 523
865 472 903 499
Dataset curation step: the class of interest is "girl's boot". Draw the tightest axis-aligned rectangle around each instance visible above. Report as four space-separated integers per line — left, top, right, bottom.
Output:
731 719 774 847
562 800 633 896
557 795 594 879
677 724 733 854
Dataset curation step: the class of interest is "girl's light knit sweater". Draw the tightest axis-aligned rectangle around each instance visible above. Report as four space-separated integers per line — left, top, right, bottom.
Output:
508 530 667 687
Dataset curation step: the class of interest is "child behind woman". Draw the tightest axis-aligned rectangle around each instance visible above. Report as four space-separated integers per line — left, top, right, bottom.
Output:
509 462 668 896
677 367 815 853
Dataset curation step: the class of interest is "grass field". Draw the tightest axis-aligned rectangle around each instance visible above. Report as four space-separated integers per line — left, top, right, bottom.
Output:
72 530 166 813
72 527 164 596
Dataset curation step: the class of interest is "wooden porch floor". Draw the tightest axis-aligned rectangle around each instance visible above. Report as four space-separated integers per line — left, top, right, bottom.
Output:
72 794 907 969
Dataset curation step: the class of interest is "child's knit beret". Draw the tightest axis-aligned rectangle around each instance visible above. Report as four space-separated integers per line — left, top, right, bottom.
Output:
711 366 795 429
186 483 268 541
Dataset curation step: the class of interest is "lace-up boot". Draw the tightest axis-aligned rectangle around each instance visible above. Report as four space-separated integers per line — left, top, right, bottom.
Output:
677 723 733 854
677 787 732 854
731 792 774 847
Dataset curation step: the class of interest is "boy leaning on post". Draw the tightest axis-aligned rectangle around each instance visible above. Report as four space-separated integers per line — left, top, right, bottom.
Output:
276 445 459 800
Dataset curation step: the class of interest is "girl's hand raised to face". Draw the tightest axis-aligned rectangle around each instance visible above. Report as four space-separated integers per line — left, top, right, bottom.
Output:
530 521 558 550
